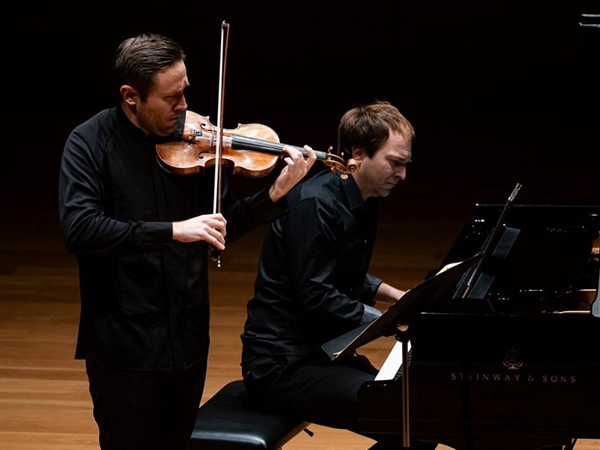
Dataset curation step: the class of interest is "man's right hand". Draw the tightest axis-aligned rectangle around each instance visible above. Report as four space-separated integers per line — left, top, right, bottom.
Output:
172 213 227 249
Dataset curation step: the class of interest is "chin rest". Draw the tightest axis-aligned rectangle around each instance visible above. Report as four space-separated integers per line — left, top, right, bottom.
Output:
187 380 310 450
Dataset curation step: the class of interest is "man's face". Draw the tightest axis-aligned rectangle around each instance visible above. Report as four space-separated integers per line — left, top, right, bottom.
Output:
353 130 412 200
136 60 189 137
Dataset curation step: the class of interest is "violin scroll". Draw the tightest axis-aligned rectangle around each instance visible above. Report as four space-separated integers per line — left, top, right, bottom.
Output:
321 146 360 178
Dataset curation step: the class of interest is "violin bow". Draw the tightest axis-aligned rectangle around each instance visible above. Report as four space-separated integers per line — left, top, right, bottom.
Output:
211 21 230 268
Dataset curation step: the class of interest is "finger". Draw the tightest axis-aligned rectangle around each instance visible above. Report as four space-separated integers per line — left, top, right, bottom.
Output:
285 145 306 161
209 213 227 226
303 145 317 168
206 215 227 230
208 228 226 248
304 145 317 160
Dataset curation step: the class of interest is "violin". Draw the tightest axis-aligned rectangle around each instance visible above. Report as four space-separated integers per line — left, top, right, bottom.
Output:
155 110 358 177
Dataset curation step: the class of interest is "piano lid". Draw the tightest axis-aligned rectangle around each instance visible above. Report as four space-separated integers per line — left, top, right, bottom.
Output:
437 204 600 314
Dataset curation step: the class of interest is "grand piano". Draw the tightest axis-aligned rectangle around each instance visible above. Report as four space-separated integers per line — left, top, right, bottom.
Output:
356 203 600 450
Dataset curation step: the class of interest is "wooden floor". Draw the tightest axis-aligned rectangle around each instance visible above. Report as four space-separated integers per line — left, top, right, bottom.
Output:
1 185 598 450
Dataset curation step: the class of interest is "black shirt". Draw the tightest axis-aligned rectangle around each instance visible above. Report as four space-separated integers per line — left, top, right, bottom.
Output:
241 169 383 375
58 107 286 371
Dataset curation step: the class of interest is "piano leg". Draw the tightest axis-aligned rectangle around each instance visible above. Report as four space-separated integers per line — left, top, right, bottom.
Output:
399 328 411 449
375 324 428 450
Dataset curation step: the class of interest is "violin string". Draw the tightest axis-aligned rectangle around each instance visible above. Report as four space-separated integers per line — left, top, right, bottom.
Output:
231 134 330 160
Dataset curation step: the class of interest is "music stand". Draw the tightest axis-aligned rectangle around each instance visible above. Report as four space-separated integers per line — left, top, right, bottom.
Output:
321 253 482 448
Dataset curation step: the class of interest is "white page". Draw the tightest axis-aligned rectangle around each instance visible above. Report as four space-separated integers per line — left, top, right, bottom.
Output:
375 340 411 381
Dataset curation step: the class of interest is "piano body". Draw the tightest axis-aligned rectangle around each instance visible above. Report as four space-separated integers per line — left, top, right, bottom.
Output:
357 204 600 450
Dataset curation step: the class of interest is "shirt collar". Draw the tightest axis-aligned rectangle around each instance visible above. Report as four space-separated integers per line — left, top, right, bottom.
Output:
340 173 365 211
114 105 148 140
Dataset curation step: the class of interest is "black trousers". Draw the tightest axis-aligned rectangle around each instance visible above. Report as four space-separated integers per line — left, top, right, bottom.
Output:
85 350 207 450
244 352 437 450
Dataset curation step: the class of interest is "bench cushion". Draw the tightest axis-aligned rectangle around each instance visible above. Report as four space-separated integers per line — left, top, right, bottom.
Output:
187 380 309 450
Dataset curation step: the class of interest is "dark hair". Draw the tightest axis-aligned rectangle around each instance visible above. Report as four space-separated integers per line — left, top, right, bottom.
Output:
110 33 186 102
337 100 414 160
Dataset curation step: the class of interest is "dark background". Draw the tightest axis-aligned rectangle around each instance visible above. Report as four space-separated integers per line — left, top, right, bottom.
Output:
1 0 599 229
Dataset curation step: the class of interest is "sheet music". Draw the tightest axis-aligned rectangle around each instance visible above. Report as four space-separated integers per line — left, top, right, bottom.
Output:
321 253 482 361
375 340 411 381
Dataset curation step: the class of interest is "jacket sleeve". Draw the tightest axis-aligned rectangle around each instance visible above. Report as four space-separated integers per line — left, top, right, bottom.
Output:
220 177 288 243
58 128 172 257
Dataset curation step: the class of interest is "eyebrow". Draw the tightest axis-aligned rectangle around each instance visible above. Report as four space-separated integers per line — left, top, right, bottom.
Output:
393 152 411 162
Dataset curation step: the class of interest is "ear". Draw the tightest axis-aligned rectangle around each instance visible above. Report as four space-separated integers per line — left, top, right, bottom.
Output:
351 147 367 161
120 85 138 106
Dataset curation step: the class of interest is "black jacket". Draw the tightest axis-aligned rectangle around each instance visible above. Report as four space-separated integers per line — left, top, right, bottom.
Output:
241 169 382 377
59 106 286 371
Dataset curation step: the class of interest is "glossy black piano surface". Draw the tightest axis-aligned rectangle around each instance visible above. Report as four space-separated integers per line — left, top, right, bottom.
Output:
440 204 600 314
357 204 600 450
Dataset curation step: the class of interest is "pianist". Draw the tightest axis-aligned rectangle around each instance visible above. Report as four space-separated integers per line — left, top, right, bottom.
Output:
240 100 436 450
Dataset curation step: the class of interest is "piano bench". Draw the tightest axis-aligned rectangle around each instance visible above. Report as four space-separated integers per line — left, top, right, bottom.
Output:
187 380 310 450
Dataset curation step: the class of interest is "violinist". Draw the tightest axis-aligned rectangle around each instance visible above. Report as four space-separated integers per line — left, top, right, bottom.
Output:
241 100 437 450
57 32 316 450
